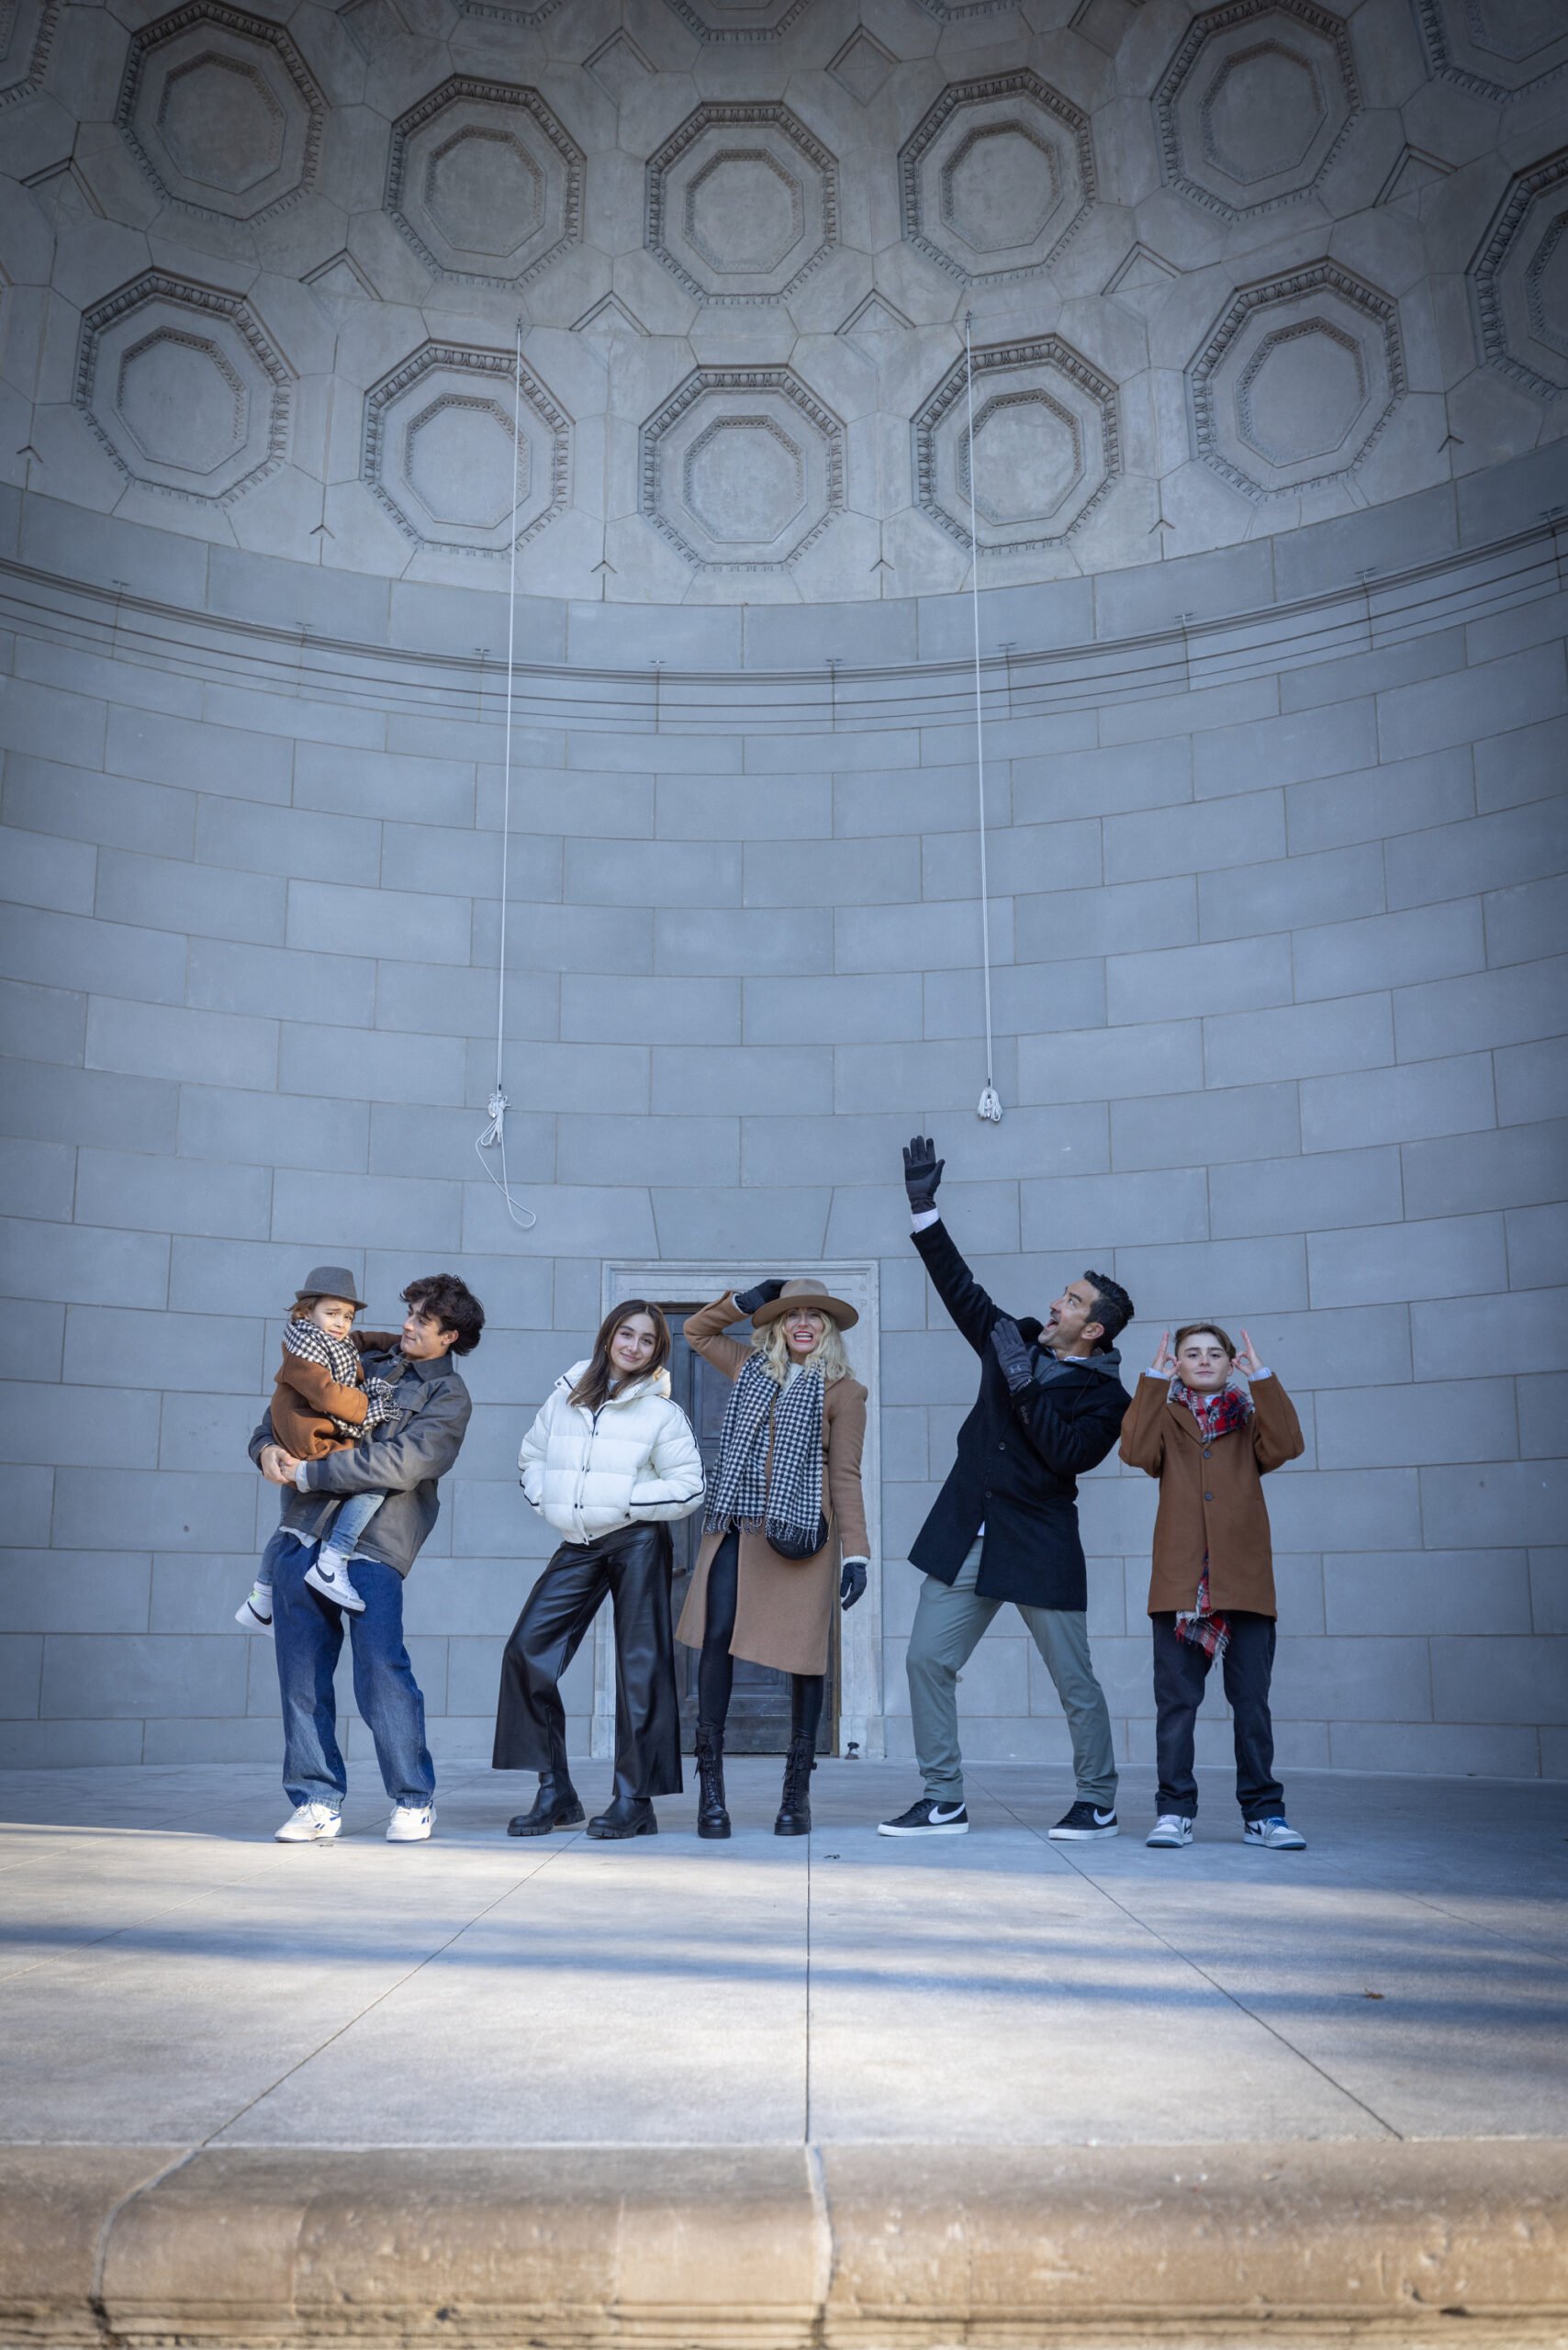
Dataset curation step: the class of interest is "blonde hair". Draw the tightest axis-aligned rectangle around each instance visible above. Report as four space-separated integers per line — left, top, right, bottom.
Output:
753 1313 851 1387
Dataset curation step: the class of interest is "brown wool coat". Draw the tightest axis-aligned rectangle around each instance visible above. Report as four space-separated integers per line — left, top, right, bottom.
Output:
1119 1372 1305 1618
674 1293 870 1680
269 1329 401 1463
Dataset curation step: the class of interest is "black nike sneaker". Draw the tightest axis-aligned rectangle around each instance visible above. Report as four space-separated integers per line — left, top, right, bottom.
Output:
878 1796 969 1837
1048 1802 1118 1841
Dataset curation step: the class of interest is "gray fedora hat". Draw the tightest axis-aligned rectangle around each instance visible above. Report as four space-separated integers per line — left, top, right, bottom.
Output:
295 1264 366 1310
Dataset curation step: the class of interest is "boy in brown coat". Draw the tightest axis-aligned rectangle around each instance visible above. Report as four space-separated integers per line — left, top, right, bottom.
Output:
1120 1322 1306 1851
235 1265 398 1630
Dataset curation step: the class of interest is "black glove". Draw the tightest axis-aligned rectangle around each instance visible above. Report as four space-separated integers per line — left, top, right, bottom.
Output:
990 1316 1034 1394
734 1278 786 1317
840 1559 868 1612
903 1133 945 1214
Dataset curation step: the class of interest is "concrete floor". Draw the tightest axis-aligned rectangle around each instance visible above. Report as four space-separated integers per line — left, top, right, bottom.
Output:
0 1759 1563 2154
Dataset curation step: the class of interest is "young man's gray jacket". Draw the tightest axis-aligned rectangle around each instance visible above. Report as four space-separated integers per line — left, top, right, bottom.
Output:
248 1342 471 1579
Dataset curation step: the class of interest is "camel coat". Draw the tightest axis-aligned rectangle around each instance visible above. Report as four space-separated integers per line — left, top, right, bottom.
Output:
269 1329 401 1463
674 1293 869 1679
1119 1372 1305 1617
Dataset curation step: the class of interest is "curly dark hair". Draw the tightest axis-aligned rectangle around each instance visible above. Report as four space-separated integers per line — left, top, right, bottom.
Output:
1082 1270 1134 1353
401 1273 485 1356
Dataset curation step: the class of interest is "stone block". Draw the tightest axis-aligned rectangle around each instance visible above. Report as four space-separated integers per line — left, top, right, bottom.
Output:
75 1146 273 1241
0 1465 53 1547
279 1025 466 1107
1506 1203 1568 1292
379 824 557 907
924 960 1107 1044
1299 904 1484 1002
1012 738 1193 825
1017 878 1197 966
293 740 475 827
1324 1549 1532 1636
742 973 920 1046
1413 1288 1566 1381
558 1114 736 1189
745 836 921 910
1529 1550 1567 1636
2 903 186 1008
0 1633 42 1718
452 1477 547 1561
463 1181 657 1259
566 837 740 909
158 1393 265 1473
0 1136 73 1222
1017 1021 1205 1115
1021 1169 1208 1253
0 1552 151 1634
651 1188 832 1259
1100 678 1280 752
39 1631 248 1720
1285 746 1475 855
272 1169 461 1253
924 822 1100 906
1199 845 1385 944
1328 1720 1542 1775
1204 994 1394 1089
1474 713 1567 813
561 975 738 1046
656 771 832 840
178 1084 368 1176
1380 643 1566 767
653 1045 831 1117
1103 792 1283 885
833 762 1009 841
1430 1632 1568 1725
832 1037 1018 1117
50 1467 255 1553
0 978 87 1069
106 705 291 804
5 752 196 861
388 965 557 1046
1301 1054 1496 1154
1518 1371 1567 1461
1311 1213 1507 1309
1113 1236 1309 1320
1109 937 1291 1028
834 898 1012 977
1093 539 1276 639
169 1235 361 1322
193 797 380 887
0 1058 183 1158
1111 1080 1299 1170
1270 1634 1431 1720
0 677 106 770
86 999 278 1093
1210 1147 1404 1239
0 1214 168 1309
0 823 96 917
0 1299 64 1381
1396 957 1568 1062
1419 1461 1568 1553
371 1103 552 1186
1317 1378 1519 1471
0 1381 160 1469
471 902 652 977
1387 800 1568 913
1194 699 1378 800
286 878 471 968
186 937 378 1030
1405 1119 1568 1221
471 1039 646 1115
95 850 287 950
1495 1035 1568 1128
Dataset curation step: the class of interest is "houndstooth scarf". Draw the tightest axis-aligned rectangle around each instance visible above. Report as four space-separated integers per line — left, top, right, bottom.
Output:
704 1354 824 1550
285 1318 395 1440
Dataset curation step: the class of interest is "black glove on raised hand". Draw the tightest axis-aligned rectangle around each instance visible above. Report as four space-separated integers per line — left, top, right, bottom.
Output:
902 1134 945 1215
839 1559 868 1612
734 1277 786 1317
990 1316 1034 1394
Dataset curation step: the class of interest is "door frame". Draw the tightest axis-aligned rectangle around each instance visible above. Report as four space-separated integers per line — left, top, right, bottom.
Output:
597 1258 884 1761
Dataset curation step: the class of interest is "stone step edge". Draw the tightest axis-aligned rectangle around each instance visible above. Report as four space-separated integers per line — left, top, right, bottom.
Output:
4 2140 1565 2348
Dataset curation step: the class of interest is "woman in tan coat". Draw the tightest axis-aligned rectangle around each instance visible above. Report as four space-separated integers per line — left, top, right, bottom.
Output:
677 1277 869 1841
1120 1321 1306 1852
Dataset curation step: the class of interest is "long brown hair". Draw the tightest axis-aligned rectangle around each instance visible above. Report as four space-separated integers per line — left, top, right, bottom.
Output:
569 1301 671 1413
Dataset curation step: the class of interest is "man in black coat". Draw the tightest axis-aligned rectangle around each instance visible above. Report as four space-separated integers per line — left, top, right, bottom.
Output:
880 1136 1134 1840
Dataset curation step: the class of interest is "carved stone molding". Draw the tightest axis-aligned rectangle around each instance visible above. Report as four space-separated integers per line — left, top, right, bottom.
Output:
116 2 324 223
363 341 571 554
900 71 1094 285
1155 0 1360 220
0 0 59 108
386 77 582 291
657 0 816 39
647 103 838 307
913 334 1120 549
455 0 573 21
828 28 895 104
1472 148 1568 401
1190 261 1406 498
641 366 845 567
75 270 292 503
1411 0 1568 103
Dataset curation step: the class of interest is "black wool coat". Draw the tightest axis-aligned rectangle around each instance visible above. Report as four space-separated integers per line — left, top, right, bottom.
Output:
909 1218 1132 1610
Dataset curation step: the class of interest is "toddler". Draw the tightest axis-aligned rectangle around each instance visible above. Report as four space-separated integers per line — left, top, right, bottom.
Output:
236 1269 398 1630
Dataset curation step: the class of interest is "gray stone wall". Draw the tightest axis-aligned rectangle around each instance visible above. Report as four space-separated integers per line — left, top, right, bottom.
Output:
1 451 1563 1774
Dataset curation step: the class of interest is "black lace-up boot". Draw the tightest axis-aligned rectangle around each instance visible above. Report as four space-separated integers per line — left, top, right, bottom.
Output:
507 1773 585 1836
695 1720 731 1840
774 1734 814 1837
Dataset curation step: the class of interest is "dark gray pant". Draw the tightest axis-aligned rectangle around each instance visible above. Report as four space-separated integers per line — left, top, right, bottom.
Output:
1152 1610 1283 1821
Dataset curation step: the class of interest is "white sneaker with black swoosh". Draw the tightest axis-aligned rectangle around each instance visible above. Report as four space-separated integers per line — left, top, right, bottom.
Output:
878 1797 969 1836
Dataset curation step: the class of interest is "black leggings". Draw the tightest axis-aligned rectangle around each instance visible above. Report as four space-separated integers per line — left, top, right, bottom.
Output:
698 1529 824 1746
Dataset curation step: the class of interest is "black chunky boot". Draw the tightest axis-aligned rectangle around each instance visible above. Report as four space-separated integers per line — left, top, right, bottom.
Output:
507 1773 585 1836
774 1734 814 1837
587 1794 656 1840
695 1721 731 1840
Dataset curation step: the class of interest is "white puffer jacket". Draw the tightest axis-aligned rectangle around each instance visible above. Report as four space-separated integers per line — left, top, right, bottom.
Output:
518 1361 704 1544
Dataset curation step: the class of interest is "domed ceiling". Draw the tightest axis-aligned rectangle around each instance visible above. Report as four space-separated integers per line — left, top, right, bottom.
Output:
2 0 1564 602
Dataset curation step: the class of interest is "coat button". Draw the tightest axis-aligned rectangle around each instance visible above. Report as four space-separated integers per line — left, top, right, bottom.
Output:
1204 1492 1214 1502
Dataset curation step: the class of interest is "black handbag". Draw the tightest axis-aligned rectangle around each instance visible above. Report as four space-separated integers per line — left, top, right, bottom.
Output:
766 1513 828 1561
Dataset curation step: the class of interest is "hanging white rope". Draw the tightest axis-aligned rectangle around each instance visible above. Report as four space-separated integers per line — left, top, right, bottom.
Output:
475 316 537 1229
963 311 1003 1125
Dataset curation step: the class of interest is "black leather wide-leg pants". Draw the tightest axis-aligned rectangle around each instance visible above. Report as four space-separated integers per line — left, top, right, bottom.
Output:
492 1522 683 1799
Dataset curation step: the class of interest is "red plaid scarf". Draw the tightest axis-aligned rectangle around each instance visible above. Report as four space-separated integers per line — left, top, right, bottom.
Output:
1170 1379 1253 1657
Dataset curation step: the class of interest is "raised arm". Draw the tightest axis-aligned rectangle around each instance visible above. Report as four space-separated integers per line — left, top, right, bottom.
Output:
683 1292 752 1384
303 1380 471 1496
629 1404 706 1522
911 1216 1002 1356
1013 1372 1128 1479
1118 1376 1170 1477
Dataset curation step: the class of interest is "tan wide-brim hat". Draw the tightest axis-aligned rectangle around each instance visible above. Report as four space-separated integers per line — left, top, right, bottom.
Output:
750 1276 858 1331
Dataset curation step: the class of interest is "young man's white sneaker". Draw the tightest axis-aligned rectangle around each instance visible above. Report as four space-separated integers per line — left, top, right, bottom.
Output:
1146 1814 1193 1849
386 1803 434 1841
274 1801 342 1843
305 1550 366 1613
235 1584 274 1635
1244 1815 1305 1850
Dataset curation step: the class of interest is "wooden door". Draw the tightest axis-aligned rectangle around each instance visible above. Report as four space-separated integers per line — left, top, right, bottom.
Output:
666 1312 834 1755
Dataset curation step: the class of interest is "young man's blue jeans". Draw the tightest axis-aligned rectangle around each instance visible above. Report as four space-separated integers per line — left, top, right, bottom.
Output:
267 1528 434 1812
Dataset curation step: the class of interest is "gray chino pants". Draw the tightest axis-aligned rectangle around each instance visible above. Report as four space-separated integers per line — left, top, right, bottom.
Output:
905 1539 1117 1809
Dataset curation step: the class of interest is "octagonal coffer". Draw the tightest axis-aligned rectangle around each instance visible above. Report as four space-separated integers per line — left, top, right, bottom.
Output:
640 367 845 567
900 70 1094 285
656 0 816 39
1188 261 1406 499
362 341 571 555
913 335 1120 550
1154 0 1360 220
74 270 293 503
1471 147 1568 403
1412 0 1568 102
1 0 61 109
387 77 583 289
646 103 838 306
116 1 324 223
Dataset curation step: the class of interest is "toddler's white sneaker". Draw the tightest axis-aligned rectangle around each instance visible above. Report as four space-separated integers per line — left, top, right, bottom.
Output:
235 1583 274 1634
305 1550 365 1612
275 1802 341 1843
386 1804 434 1842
